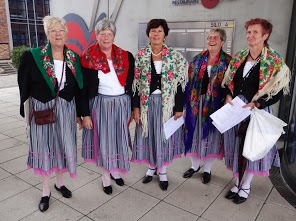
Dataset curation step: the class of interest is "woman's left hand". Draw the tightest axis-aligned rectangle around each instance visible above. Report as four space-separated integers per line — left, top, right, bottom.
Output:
174 112 183 120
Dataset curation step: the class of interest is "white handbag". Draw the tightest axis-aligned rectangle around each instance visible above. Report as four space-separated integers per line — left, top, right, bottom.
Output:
242 107 287 162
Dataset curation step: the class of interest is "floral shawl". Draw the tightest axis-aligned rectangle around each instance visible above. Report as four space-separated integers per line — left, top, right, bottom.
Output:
222 46 291 101
133 44 188 137
80 43 129 86
30 43 83 96
184 50 231 154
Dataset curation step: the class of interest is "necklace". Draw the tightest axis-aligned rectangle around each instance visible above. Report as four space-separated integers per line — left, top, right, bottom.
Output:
249 53 261 61
151 50 162 56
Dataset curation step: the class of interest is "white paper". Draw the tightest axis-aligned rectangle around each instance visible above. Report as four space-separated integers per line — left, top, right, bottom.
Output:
210 96 252 133
163 116 184 140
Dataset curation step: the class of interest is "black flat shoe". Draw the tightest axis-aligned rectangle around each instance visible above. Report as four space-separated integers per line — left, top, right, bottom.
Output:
54 184 72 198
39 193 51 212
110 174 124 186
202 172 211 184
225 190 238 199
102 183 113 195
183 167 200 178
233 188 250 204
142 175 153 184
159 181 169 191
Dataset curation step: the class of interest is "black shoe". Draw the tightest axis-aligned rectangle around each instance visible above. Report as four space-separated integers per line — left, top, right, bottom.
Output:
39 193 51 212
233 188 250 204
183 167 200 178
225 190 238 199
102 183 113 195
54 184 72 198
202 172 211 184
159 181 169 191
142 175 153 184
110 174 124 186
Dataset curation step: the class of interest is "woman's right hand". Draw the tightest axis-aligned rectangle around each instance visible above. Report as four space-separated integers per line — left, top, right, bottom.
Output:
83 116 93 129
133 108 141 125
225 94 234 106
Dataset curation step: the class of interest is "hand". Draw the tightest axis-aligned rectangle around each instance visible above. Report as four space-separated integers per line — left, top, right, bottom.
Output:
77 117 83 130
174 111 183 120
83 116 93 129
133 108 141 125
243 102 255 110
225 94 234 106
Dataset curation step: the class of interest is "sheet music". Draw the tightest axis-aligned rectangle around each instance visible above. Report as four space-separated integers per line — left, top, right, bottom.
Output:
210 96 252 133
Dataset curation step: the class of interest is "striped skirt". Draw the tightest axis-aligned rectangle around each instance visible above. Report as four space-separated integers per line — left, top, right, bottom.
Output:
131 94 183 171
28 97 77 178
82 94 131 174
223 95 280 177
185 95 223 160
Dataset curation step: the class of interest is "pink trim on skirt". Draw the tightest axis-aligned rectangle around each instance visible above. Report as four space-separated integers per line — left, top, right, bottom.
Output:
27 166 77 178
84 159 128 175
185 152 223 160
227 167 270 177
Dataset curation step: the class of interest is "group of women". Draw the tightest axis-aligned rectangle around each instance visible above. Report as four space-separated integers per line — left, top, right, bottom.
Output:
18 16 290 212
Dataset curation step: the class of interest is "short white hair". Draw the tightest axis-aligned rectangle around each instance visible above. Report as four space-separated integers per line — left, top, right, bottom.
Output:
43 16 68 35
95 18 116 36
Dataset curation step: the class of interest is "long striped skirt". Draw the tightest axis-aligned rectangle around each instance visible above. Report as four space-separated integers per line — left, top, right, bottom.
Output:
185 95 223 160
131 94 183 171
28 97 77 178
223 95 280 177
82 94 131 174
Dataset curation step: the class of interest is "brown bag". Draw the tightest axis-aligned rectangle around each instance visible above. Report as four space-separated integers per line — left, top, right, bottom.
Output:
33 61 64 125
33 108 56 125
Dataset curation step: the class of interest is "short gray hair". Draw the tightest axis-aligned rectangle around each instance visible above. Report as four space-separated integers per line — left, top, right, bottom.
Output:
208 28 226 42
43 16 68 35
95 18 116 36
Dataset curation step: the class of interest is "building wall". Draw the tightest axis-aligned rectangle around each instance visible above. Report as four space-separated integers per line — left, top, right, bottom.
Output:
50 0 294 115
0 0 10 59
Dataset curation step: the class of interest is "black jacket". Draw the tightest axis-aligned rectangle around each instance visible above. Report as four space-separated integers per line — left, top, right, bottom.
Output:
18 51 83 117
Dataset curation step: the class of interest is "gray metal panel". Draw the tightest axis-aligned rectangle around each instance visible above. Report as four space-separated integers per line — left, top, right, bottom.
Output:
138 20 235 61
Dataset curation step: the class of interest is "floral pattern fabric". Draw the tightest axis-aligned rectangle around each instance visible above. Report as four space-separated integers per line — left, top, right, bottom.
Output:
184 50 231 154
30 43 83 96
132 44 188 137
80 43 129 86
222 46 291 101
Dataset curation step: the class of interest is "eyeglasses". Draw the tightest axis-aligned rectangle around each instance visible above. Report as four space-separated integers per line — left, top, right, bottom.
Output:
48 29 67 35
207 36 221 41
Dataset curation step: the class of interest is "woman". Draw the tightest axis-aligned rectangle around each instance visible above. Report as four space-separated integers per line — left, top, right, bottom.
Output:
183 29 231 184
18 16 83 212
80 18 134 195
222 18 290 204
131 19 188 191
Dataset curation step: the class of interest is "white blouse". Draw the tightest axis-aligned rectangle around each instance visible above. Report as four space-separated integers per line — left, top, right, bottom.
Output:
97 59 125 95
54 60 66 91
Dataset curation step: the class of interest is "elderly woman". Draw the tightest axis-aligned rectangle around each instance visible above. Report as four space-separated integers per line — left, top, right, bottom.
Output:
80 18 134 195
18 16 83 212
222 18 290 204
183 29 231 184
131 19 188 191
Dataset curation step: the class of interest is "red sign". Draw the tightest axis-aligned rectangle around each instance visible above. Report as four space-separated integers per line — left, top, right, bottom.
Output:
201 0 219 9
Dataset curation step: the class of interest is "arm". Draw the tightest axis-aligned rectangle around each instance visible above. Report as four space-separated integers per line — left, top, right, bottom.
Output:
174 84 184 119
18 51 31 117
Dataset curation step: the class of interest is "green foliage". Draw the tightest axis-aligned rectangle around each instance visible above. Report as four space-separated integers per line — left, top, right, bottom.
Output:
11 45 29 69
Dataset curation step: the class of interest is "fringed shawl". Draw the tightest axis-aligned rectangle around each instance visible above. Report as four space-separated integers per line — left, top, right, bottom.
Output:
222 46 290 101
132 44 188 137
184 50 231 154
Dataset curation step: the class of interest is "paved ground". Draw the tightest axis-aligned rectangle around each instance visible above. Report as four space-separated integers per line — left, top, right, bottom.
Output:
0 86 295 221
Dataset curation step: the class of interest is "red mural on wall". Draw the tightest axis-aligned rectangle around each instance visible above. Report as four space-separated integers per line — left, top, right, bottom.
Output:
201 0 219 9
63 13 106 55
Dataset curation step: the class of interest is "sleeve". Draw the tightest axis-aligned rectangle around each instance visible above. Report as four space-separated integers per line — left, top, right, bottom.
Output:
132 54 140 109
256 89 283 109
79 66 91 116
174 84 185 113
74 79 83 117
125 52 135 111
17 51 31 118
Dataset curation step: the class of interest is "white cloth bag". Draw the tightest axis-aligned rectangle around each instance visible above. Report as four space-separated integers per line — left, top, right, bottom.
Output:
243 107 287 162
